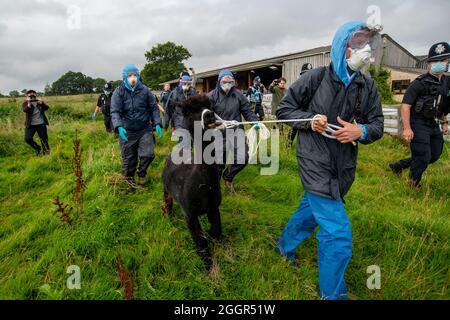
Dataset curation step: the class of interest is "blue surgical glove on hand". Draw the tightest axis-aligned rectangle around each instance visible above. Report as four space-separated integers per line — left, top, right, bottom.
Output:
118 127 128 142
253 122 260 131
156 124 163 140
91 113 97 121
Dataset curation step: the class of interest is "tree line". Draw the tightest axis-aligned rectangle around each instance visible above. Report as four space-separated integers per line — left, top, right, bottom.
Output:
1 41 192 97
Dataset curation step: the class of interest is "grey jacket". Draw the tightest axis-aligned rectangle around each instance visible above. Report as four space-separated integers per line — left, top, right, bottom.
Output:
111 83 161 132
277 65 384 200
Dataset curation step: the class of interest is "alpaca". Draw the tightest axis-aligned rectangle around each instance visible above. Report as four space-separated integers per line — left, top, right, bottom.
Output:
162 95 222 270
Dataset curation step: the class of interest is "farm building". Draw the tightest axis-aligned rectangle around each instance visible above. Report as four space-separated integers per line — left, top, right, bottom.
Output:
167 34 429 101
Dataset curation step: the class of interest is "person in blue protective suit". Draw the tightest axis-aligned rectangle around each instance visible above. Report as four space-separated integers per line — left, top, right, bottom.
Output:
111 64 163 191
275 22 385 300
208 69 260 193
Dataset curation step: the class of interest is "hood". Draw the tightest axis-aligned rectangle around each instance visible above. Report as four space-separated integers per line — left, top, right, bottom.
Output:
331 21 367 87
122 64 141 92
218 69 234 82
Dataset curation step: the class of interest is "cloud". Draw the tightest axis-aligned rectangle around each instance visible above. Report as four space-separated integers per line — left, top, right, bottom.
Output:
0 0 448 93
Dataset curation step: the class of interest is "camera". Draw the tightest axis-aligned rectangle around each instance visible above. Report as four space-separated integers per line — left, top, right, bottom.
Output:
274 79 280 86
28 95 38 102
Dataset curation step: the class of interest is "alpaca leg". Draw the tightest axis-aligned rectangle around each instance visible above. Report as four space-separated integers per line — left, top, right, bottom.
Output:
185 213 212 270
207 207 222 240
161 191 173 215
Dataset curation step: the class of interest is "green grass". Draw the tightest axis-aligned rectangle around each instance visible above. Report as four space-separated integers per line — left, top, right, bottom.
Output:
0 95 448 300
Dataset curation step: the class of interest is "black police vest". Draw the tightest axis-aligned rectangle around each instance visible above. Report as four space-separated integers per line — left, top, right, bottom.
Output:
100 94 112 115
413 74 449 120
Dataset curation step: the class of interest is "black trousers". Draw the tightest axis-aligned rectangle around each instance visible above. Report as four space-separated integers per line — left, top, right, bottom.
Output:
397 119 444 184
218 131 250 182
25 124 49 153
252 103 265 121
104 114 113 133
119 129 155 178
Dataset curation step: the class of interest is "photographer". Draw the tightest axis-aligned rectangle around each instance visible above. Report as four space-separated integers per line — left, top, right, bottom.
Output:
269 77 287 119
22 90 50 155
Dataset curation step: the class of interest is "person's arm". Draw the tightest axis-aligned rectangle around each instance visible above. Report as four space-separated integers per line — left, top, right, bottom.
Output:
355 80 384 144
276 73 317 131
22 101 32 113
401 79 422 142
268 82 276 94
110 89 124 131
401 104 414 142
440 114 449 135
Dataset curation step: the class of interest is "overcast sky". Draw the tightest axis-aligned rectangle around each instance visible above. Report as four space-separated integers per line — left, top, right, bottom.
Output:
0 0 448 93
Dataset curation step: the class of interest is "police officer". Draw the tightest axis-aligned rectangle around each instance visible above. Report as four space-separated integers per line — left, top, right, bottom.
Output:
389 42 449 190
93 82 114 132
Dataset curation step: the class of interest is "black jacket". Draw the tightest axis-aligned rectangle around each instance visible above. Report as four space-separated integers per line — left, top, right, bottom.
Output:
277 65 384 200
111 83 162 132
22 101 49 128
208 86 260 129
164 86 197 130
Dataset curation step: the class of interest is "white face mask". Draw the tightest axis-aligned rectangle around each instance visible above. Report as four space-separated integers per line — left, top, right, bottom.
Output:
347 44 373 72
127 75 138 87
221 83 234 93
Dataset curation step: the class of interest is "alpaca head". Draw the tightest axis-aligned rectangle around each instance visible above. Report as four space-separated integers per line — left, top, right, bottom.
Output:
182 95 217 133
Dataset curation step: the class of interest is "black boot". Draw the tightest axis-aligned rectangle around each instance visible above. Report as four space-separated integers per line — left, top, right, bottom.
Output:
389 162 403 177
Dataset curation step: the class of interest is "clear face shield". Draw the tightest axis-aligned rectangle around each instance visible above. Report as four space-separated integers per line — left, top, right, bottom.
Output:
181 80 192 91
346 26 383 71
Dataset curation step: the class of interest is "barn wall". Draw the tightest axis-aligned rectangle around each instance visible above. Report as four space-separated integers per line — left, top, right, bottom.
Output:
381 37 418 68
282 53 331 85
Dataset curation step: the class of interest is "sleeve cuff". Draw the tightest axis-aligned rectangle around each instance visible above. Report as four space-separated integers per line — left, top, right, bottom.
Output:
357 123 367 141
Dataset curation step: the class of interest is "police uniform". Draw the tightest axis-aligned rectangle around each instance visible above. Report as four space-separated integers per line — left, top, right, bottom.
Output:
390 42 450 186
97 92 113 132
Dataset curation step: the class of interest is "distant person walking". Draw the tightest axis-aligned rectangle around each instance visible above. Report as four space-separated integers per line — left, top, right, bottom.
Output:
247 76 266 121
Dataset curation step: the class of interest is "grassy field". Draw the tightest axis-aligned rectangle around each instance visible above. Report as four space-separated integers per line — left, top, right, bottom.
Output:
0 94 448 300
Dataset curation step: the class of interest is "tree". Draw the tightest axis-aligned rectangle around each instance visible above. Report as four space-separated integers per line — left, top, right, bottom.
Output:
0 92 4 98
44 83 53 96
369 65 397 104
93 78 107 93
111 80 122 90
141 42 192 89
51 71 94 95
21 89 28 96
9 90 20 98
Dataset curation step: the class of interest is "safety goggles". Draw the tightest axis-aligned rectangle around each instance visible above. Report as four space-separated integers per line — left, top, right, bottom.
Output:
348 27 382 50
180 80 192 86
220 79 236 86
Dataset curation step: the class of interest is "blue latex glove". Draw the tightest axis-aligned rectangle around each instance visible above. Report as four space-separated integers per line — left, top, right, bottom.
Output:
253 122 260 131
156 124 163 140
91 112 97 121
118 127 128 142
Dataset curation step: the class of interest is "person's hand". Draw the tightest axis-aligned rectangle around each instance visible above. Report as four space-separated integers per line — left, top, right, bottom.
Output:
91 112 97 121
403 128 414 142
333 117 363 144
442 123 449 135
156 125 163 140
118 127 128 142
311 115 328 133
37 99 44 105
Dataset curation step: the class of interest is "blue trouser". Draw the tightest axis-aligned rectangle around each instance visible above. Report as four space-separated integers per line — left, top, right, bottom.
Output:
277 192 352 300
